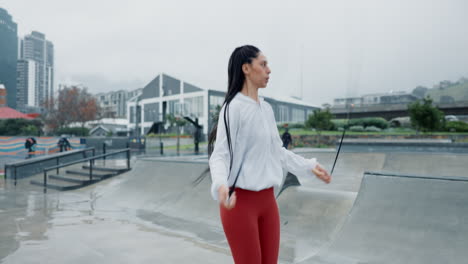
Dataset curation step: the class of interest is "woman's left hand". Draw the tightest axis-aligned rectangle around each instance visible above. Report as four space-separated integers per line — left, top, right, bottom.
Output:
312 164 331 184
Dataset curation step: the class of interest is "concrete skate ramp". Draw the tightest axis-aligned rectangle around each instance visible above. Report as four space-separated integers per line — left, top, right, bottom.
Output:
381 152 468 177
276 152 386 261
301 172 468 264
95 152 385 262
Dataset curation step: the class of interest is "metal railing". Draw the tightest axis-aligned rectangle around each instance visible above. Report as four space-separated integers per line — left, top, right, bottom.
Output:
41 148 131 193
4 147 96 185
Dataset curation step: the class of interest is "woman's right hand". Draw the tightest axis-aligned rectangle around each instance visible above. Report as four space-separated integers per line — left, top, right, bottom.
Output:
312 164 331 184
218 185 237 210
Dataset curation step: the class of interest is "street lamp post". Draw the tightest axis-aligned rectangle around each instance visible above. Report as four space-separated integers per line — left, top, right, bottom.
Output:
159 113 164 155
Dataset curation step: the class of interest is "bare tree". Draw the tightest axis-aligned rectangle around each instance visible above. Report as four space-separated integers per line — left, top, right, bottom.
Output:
42 85 100 134
41 97 64 133
75 91 100 130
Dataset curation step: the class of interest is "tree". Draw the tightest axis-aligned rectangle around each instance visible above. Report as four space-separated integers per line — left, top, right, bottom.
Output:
211 105 222 124
42 85 100 135
75 92 100 132
0 119 42 136
408 96 444 132
306 108 335 146
41 97 63 133
166 113 187 155
21 124 39 135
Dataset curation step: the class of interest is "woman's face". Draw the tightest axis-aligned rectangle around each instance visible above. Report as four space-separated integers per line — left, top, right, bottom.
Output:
243 52 271 88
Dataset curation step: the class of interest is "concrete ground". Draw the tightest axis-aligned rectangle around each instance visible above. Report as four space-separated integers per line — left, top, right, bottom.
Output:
1 149 467 263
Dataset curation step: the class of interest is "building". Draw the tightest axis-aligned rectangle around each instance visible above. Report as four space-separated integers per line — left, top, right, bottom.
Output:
333 97 363 108
16 59 37 110
88 118 129 137
0 84 6 106
127 73 319 137
127 88 142 100
20 31 54 107
68 118 129 137
362 92 417 105
95 90 128 118
95 88 142 118
0 8 18 108
333 91 417 108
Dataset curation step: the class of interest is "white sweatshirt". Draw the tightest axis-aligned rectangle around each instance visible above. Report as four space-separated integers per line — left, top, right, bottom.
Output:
209 92 318 201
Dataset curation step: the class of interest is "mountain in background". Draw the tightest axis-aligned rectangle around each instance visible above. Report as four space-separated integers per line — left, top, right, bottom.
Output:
59 74 145 94
412 77 468 104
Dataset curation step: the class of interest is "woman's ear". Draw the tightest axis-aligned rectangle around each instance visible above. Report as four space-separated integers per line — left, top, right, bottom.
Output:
242 63 250 75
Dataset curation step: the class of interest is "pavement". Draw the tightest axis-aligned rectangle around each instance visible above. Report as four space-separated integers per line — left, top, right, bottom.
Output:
0 148 467 263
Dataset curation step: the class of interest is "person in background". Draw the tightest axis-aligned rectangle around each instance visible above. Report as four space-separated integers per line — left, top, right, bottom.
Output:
25 137 37 159
58 135 72 152
281 128 292 149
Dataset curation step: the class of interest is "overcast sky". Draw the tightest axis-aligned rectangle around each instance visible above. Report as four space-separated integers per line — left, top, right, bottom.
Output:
2 0 468 106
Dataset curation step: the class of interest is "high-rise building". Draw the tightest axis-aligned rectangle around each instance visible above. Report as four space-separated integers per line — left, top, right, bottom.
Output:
21 31 54 107
0 8 18 108
16 59 37 110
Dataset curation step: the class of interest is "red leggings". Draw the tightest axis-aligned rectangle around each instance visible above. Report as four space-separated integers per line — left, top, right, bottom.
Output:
220 187 280 264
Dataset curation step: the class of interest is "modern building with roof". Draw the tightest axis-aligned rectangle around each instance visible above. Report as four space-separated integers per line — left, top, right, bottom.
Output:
88 118 129 137
127 73 319 138
68 118 129 137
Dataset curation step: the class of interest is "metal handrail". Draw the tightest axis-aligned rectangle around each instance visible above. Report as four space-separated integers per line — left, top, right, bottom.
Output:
44 149 129 171
4 147 96 185
41 148 131 193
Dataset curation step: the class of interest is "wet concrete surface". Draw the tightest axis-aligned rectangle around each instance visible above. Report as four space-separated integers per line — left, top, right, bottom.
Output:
1 149 467 263
1 173 231 263
0 159 231 263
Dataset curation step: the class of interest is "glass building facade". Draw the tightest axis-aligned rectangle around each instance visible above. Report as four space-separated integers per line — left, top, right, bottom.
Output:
0 8 18 108
128 73 318 137
16 59 37 110
21 31 54 107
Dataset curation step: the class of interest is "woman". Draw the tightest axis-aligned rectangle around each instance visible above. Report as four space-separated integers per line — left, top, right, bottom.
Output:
208 45 331 264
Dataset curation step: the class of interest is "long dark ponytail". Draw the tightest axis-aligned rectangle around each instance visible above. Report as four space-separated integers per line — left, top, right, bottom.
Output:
193 45 260 185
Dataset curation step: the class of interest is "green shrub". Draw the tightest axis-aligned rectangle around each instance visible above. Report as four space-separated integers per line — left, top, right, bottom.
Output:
349 125 365 132
333 118 388 130
306 109 335 131
331 119 347 130
364 126 382 132
408 96 444 132
445 121 468 132
21 125 39 135
0 119 43 136
348 117 388 129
